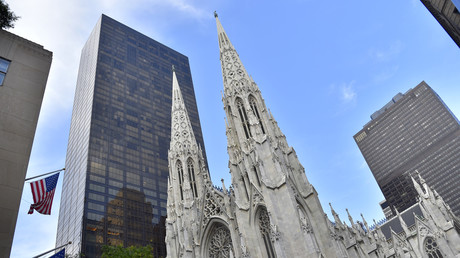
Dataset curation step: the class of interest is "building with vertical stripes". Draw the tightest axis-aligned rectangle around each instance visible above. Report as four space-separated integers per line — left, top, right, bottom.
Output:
55 14 206 257
354 81 460 217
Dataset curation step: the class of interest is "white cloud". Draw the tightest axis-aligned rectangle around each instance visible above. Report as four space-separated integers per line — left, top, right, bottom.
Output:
99 0 207 20
341 82 357 103
373 65 400 83
368 40 403 62
328 80 358 104
167 0 207 19
8 0 209 128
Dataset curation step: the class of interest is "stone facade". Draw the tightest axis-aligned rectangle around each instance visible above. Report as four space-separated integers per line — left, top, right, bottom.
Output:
165 14 460 258
0 29 52 258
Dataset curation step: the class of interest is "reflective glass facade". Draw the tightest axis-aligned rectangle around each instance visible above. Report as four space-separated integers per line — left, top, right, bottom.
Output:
354 82 460 217
56 15 206 257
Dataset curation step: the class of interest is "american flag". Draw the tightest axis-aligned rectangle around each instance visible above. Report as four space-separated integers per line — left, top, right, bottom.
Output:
50 248 65 258
28 173 60 215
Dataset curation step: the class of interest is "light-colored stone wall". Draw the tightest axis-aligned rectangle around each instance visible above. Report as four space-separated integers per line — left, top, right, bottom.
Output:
0 29 52 258
166 14 460 258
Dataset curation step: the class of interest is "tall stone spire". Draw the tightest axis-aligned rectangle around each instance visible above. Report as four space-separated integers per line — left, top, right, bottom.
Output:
213 14 352 258
165 13 460 258
215 11 236 53
215 12 256 104
166 66 209 258
170 65 197 151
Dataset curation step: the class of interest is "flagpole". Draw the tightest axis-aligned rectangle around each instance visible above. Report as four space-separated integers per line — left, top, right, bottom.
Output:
31 241 71 258
25 168 65 182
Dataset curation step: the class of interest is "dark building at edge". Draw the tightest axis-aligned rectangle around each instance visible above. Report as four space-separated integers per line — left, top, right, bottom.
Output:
55 14 206 257
420 0 460 48
354 81 460 218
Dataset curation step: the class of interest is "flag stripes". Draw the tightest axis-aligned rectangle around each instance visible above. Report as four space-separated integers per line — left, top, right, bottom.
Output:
31 179 46 203
28 173 60 215
29 189 56 214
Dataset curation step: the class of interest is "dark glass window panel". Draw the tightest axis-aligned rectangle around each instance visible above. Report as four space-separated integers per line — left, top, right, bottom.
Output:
0 57 9 73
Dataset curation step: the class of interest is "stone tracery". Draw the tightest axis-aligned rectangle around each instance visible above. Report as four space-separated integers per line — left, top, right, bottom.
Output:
165 13 460 258
208 224 233 258
424 237 443 258
258 207 276 258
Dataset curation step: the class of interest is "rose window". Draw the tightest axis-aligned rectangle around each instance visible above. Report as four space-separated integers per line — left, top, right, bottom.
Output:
208 225 233 258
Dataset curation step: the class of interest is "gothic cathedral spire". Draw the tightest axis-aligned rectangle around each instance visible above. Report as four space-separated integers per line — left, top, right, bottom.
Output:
170 65 197 153
166 67 209 257
165 13 460 258
214 14 340 257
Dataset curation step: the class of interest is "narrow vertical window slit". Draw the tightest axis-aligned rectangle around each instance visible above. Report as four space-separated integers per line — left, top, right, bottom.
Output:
250 97 265 134
237 98 252 139
177 161 184 200
187 159 198 198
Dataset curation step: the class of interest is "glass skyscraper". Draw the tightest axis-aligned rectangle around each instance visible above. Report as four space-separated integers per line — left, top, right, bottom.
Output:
354 81 460 217
55 14 206 257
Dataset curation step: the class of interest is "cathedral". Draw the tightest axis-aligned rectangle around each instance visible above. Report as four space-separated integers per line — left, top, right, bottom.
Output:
164 13 460 258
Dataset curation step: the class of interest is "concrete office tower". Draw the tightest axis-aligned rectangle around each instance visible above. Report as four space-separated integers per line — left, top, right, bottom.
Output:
354 81 460 217
420 0 460 48
55 15 206 257
0 30 52 257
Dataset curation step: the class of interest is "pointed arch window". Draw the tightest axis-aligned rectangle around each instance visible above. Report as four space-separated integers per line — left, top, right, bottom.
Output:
236 98 252 139
177 160 184 200
187 158 198 198
424 237 443 258
249 96 265 134
258 207 276 258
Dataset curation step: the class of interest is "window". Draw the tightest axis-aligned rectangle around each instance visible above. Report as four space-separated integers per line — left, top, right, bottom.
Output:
236 98 251 139
0 57 11 86
258 207 276 258
249 96 265 134
177 160 184 200
187 158 198 198
207 224 233 257
424 237 443 258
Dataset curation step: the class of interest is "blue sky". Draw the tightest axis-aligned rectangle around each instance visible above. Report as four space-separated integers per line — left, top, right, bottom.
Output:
7 0 460 257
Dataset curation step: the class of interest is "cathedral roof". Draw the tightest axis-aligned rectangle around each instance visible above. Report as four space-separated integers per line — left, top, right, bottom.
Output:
377 203 423 239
